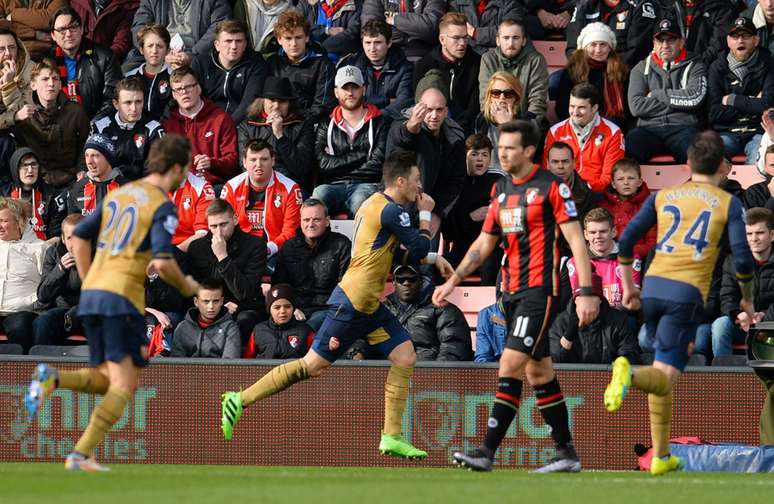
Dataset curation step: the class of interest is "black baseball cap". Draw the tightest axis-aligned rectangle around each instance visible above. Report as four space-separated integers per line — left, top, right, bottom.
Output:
653 18 681 39
728 17 756 36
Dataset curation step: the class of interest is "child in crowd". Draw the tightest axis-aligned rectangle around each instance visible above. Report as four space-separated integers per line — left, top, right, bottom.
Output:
243 284 313 359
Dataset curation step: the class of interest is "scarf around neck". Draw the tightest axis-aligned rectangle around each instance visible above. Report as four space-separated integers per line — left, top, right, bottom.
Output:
727 49 759 82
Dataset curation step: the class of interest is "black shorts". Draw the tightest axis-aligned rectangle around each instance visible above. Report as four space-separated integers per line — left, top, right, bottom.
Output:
82 314 149 368
503 293 557 359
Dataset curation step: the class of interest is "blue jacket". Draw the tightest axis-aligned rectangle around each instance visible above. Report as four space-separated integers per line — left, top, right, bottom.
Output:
475 301 506 362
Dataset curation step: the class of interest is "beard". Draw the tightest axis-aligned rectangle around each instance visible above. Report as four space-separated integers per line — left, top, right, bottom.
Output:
341 96 364 111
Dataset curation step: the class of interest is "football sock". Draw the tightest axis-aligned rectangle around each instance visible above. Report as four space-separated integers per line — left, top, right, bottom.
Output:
383 365 413 436
57 369 110 395
240 358 310 407
483 377 522 454
534 378 573 450
633 367 671 396
648 392 672 458
74 387 131 455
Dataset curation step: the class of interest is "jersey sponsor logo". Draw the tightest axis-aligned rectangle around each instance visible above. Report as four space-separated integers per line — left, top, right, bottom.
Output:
399 211 411 227
558 183 572 199
247 209 264 231
163 214 179 235
499 207 524 234
203 185 216 201
565 200 578 217
525 188 540 204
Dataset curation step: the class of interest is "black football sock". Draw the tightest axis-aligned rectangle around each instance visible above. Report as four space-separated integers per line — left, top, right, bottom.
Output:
482 377 522 455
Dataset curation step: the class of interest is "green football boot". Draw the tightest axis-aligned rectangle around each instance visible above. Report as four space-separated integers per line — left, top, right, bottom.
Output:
221 391 243 441
650 454 684 476
379 433 427 459
604 356 632 413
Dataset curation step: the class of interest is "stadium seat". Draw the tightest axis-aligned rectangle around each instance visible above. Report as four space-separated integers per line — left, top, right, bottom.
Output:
445 286 496 330
647 155 678 164
728 165 764 190
712 354 748 367
641 164 691 190
330 219 355 241
0 343 22 354
686 354 707 366
533 40 567 72
29 345 90 357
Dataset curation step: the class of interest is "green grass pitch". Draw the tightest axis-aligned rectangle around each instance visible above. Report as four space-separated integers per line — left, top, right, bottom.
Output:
2 464 773 504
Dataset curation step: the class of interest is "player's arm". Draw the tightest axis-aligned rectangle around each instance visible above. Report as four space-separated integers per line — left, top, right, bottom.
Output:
70 204 103 281
727 197 756 327
151 202 200 297
618 194 658 311
432 230 499 306
560 220 600 327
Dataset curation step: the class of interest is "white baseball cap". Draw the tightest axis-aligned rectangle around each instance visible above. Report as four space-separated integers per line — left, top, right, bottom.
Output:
335 65 365 88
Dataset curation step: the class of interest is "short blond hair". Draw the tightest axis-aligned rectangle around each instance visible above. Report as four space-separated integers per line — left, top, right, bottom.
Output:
0 197 29 233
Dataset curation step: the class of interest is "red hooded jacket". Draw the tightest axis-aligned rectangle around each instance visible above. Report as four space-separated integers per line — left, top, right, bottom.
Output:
599 181 656 259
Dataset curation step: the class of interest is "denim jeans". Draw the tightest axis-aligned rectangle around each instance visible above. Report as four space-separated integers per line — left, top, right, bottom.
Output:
312 182 379 218
719 132 762 165
703 315 746 357
625 125 699 164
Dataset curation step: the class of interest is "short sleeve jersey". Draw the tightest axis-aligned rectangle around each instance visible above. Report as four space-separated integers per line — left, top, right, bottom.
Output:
483 165 578 296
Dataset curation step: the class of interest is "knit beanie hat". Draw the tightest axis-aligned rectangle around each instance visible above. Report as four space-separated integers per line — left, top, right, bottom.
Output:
266 283 295 311
84 133 116 167
414 69 450 104
576 22 617 51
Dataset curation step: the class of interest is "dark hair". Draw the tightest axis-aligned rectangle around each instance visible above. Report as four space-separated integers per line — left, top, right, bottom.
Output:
206 198 235 217
215 19 249 37
146 134 191 175
570 82 600 107
747 207 774 230
244 138 274 157
548 141 574 160
170 66 199 85
612 157 641 178
301 198 329 216
583 207 614 229
114 76 145 101
275 10 310 37
382 150 417 186
0 27 17 39
687 131 724 175
198 277 225 293
465 133 492 152
498 120 538 149
361 19 391 42
50 6 81 32
138 23 171 47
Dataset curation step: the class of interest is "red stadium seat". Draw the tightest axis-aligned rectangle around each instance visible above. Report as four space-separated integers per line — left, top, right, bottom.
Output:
641 164 691 189
533 40 567 72
647 155 677 164
731 154 746 164
728 165 765 189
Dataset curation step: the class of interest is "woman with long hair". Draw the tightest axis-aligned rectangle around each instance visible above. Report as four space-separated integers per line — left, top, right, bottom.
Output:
556 22 629 127
474 71 525 174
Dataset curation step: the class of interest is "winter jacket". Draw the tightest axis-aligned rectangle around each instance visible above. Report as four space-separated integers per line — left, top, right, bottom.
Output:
170 171 216 246
13 92 90 189
71 0 140 61
90 112 165 180
60 168 127 218
447 0 521 55
748 3 774 54
599 181 656 258
124 64 173 121
243 317 313 359
2 0 67 60
413 45 480 133
2 147 62 239
0 29 32 131
315 103 389 185
220 170 303 255
272 227 351 315
338 47 414 121
128 0 232 63
567 243 643 309
384 280 472 361
386 114 466 218
297 0 362 56
0 226 46 315
237 101 316 193
45 38 122 119
171 307 241 358
265 42 336 122
743 178 773 209
163 98 239 185
474 300 506 362
720 249 774 319
186 228 267 311
36 240 81 308
544 114 625 192
708 48 774 135
191 47 267 124
549 298 640 364
478 45 549 126
441 170 503 249
566 0 661 68
628 49 707 128
360 0 445 59
234 0 291 51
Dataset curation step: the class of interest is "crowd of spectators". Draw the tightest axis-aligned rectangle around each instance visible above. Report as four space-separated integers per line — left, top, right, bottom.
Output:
0 0 772 366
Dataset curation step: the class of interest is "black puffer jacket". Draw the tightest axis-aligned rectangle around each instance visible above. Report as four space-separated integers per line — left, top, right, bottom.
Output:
191 47 267 124
720 249 774 319
361 0 444 59
36 241 82 308
245 318 312 359
447 0 522 54
170 307 242 358
124 64 173 121
743 178 772 209
315 104 390 184
384 279 472 361
237 101 317 193
272 228 351 315
549 298 640 364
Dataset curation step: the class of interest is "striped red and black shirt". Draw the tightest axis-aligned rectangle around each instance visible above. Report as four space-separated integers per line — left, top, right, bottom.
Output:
482 165 578 296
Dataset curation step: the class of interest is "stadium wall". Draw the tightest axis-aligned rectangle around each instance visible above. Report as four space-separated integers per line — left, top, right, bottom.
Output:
0 357 765 470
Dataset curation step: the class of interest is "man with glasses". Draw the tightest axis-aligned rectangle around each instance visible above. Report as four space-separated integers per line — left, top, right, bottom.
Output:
708 16 774 164
46 6 121 119
163 67 238 186
414 12 481 133
447 0 521 55
478 17 549 127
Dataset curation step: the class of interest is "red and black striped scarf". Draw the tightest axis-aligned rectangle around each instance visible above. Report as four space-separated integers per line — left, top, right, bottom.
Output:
320 0 349 18
54 45 82 104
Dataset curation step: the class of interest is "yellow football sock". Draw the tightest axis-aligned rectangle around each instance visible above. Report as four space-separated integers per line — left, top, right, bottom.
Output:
240 359 310 407
648 392 672 458
58 369 110 395
633 367 671 396
74 387 131 456
383 365 413 436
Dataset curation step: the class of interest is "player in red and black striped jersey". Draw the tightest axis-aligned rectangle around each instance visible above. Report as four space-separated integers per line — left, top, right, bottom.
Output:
434 120 600 473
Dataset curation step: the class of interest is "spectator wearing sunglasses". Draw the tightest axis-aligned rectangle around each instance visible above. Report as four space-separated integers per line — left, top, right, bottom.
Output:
473 71 524 175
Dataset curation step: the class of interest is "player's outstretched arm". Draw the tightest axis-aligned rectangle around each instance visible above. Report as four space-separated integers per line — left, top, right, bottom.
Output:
152 258 200 298
432 231 499 306
560 220 601 326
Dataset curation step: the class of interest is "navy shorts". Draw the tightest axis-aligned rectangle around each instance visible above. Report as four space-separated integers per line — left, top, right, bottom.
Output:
642 297 704 371
82 314 149 368
311 287 411 363
503 293 557 360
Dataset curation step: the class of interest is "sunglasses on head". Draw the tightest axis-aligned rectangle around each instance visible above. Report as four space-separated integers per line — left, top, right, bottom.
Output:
490 88 518 99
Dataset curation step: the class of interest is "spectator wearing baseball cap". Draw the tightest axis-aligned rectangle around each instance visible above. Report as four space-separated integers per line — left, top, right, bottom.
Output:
708 16 774 164
625 18 707 165
243 283 314 359
312 64 389 218
237 76 317 194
